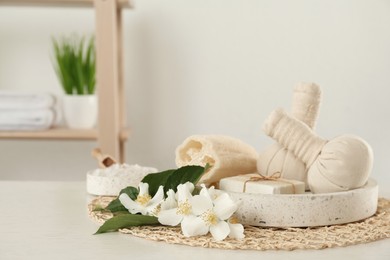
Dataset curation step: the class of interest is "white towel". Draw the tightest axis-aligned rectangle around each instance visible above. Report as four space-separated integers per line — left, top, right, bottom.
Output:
0 91 55 109
0 109 55 130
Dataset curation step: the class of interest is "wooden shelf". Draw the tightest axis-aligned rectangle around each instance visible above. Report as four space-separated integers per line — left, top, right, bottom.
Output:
1 0 129 161
0 127 97 140
0 0 132 8
0 127 130 140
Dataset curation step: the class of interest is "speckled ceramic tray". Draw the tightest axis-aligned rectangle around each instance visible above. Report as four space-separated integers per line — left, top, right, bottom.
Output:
226 178 378 227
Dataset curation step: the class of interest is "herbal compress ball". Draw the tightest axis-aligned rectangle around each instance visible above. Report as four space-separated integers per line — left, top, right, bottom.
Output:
257 82 321 188
263 109 373 193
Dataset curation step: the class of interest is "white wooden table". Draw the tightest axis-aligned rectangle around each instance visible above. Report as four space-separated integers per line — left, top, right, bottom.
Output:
0 181 389 260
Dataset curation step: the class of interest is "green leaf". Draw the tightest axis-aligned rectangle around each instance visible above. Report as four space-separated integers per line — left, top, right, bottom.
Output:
105 199 126 213
164 165 207 193
120 186 139 200
106 186 139 213
141 165 209 196
112 211 130 216
94 214 159 234
141 169 176 197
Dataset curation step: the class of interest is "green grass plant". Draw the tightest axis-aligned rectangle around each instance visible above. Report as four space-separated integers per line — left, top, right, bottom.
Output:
52 35 96 95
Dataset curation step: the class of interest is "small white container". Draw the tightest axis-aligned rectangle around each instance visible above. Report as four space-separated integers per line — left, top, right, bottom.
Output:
63 94 97 129
87 164 158 196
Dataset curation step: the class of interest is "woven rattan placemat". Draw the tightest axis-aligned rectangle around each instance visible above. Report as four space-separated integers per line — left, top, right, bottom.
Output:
88 196 390 250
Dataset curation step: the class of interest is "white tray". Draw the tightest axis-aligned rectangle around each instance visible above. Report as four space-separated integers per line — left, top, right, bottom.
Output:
225 178 378 227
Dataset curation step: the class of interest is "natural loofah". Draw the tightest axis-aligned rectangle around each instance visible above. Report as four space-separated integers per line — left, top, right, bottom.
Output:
175 135 258 185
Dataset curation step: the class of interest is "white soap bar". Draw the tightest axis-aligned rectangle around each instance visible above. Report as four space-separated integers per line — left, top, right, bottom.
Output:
219 173 305 194
86 164 158 196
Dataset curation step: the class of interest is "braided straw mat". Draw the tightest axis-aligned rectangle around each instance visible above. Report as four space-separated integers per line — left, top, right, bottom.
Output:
88 196 390 251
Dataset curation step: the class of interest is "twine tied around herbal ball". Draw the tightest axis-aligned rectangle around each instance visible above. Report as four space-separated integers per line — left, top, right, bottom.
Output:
243 172 296 194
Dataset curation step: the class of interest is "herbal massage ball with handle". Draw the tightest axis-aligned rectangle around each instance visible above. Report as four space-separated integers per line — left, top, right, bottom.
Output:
263 109 373 193
257 82 322 187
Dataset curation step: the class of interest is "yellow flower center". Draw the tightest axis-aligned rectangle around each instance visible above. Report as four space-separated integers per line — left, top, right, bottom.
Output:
176 200 192 216
150 204 161 217
136 194 152 206
201 210 218 226
229 216 239 224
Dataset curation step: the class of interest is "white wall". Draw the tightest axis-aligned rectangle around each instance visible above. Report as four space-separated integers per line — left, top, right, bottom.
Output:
0 0 389 188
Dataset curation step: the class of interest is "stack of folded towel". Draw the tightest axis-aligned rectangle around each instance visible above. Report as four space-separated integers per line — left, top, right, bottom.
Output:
0 91 56 131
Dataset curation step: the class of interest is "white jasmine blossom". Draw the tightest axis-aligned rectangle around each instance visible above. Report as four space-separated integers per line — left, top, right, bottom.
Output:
160 189 177 211
227 216 245 239
158 182 210 234
158 183 244 241
186 191 241 241
119 182 164 216
199 184 219 200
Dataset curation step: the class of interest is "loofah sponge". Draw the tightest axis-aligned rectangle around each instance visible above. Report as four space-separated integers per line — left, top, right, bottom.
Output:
175 135 258 185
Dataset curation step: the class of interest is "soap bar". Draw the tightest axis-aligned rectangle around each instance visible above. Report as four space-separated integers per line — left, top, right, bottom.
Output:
219 173 305 194
86 164 158 196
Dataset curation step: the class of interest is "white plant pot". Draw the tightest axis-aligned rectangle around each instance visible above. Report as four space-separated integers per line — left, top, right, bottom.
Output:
63 95 97 129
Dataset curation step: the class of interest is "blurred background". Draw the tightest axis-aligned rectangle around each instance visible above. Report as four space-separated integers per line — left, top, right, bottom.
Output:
0 0 389 188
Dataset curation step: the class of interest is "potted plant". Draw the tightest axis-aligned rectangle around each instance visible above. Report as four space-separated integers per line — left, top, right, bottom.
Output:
52 35 97 129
